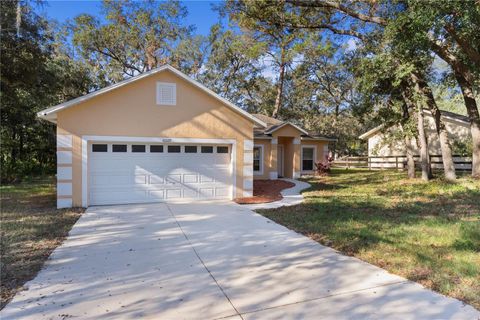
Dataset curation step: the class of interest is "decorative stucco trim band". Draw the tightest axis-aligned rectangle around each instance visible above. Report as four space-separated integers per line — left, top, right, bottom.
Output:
57 134 73 148
57 151 72 165
57 198 73 209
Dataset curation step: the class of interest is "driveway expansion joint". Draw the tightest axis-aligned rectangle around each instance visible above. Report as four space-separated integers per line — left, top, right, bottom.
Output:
166 204 244 320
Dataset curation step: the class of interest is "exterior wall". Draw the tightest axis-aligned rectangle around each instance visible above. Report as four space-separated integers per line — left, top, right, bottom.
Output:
253 137 330 180
272 125 302 179
56 69 254 207
252 139 271 179
300 140 329 175
367 114 470 157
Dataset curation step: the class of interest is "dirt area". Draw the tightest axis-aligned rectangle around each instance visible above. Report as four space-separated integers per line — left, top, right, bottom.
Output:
235 179 295 204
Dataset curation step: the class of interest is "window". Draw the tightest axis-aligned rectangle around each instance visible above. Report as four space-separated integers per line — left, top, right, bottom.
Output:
302 147 315 171
185 146 197 153
150 145 163 153
92 144 107 152
168 145 181 153
253 146 263 173
132 145 146 153
201 146 213 153
156 82 176 105
217 146 229 153
112 144 127 152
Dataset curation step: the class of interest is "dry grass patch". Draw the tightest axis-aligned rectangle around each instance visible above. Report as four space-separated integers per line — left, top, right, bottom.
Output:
0 178 84 309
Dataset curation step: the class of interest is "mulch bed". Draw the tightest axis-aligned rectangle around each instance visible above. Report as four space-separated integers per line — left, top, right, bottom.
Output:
235 179 295 204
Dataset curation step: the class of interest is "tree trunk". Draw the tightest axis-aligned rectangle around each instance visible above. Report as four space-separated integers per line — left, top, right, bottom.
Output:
417 106 433 181
455 73 480 178
404 135 416 178
271 49 286 119
411 73 456 181
400 101 415 178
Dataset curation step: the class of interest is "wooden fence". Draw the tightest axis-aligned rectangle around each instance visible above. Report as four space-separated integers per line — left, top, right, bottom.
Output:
332 155 472 171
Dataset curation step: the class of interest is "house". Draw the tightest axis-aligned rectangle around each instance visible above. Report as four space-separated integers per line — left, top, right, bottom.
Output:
359 110 471 169
37 65 334 208
251 114 335 179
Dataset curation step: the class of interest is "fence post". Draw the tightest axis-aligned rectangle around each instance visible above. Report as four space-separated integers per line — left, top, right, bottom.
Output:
396 156 398 170
346 157 349 169
368 157 371 170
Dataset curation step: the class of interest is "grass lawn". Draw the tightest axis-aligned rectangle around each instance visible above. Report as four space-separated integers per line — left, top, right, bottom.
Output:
0 177 84 309
258 169 480 309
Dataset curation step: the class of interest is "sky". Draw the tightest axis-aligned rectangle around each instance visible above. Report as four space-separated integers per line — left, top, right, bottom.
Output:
37 0 284 80
39 0 223 36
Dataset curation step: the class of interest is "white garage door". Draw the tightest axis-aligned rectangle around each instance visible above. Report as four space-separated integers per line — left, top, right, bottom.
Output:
88 142 233 205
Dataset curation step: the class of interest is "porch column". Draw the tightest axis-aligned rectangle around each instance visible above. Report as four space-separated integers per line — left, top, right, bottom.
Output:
293 138 301 178
270 138 278 179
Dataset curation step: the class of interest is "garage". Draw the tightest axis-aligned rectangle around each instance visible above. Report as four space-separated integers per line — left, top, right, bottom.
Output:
88 142 233 205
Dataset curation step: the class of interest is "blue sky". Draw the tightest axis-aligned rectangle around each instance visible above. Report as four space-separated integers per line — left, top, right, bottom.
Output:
39 0 223 35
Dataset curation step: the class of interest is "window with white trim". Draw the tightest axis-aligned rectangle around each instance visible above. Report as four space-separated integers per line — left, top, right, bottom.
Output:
302 147 315 171
156 82 176 105
253 146 262 173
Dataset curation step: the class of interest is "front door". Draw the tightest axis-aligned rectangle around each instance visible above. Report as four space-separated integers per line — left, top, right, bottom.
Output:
277 145 284 178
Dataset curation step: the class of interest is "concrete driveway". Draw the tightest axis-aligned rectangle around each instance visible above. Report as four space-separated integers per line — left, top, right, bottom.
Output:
2 202 478 320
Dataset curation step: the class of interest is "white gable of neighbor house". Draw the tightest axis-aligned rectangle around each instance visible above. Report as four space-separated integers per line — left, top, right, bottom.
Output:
367 113 471 157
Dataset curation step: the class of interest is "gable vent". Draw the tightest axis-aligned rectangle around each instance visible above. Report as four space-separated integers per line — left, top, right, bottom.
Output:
156 82 176 105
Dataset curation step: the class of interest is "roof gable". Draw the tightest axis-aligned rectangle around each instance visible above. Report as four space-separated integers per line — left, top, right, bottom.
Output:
358 110 470 140
265 122 309 135
37 65 266 127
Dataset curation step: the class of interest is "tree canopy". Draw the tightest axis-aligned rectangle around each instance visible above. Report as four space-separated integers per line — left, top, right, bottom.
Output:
1 0 479 181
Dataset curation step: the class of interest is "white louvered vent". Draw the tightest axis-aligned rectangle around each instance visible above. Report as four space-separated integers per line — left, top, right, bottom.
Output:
156 82 176 106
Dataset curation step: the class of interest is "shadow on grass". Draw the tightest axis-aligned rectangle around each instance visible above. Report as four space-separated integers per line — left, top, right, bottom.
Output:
258 170 480 308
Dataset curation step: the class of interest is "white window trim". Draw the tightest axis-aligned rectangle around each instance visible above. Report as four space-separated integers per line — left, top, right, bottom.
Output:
156 82 176 106
82 136 236 207
301 145 317 173
253 144 264 175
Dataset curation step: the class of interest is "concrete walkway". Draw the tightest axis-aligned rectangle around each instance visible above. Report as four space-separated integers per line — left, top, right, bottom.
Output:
244 178 311 210
2 202 478 319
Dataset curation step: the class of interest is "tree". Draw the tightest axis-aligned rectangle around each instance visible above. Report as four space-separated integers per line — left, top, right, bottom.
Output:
69 0 195 83
223 0 306 118
198 24 273 112
236 0 467 180
1 0 93 181
287 35 358 155
283 0 480 178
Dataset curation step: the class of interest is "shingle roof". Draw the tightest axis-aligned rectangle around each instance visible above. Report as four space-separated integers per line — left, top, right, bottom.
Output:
251 114 337 141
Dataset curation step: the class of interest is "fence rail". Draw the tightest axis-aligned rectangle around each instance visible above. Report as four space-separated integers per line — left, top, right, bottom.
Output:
332 155 472 171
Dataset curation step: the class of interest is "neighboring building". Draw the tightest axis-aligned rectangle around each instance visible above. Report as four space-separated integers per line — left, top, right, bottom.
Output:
37 65 334 208
359 110 471 169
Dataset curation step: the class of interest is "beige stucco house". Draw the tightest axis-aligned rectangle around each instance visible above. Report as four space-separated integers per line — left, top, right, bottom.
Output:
38 65 334 208
359 110 471 169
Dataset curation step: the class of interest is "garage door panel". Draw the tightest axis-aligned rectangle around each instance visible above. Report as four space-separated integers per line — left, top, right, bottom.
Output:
148 190 165 199
165 189 182 199
89 142 234 205
91 190 148 205
215 187 230 197
199 188 215 198
92 175 148 186
183 174 198 183
165 174 182 184
183 188 199 198
149 175 165 185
